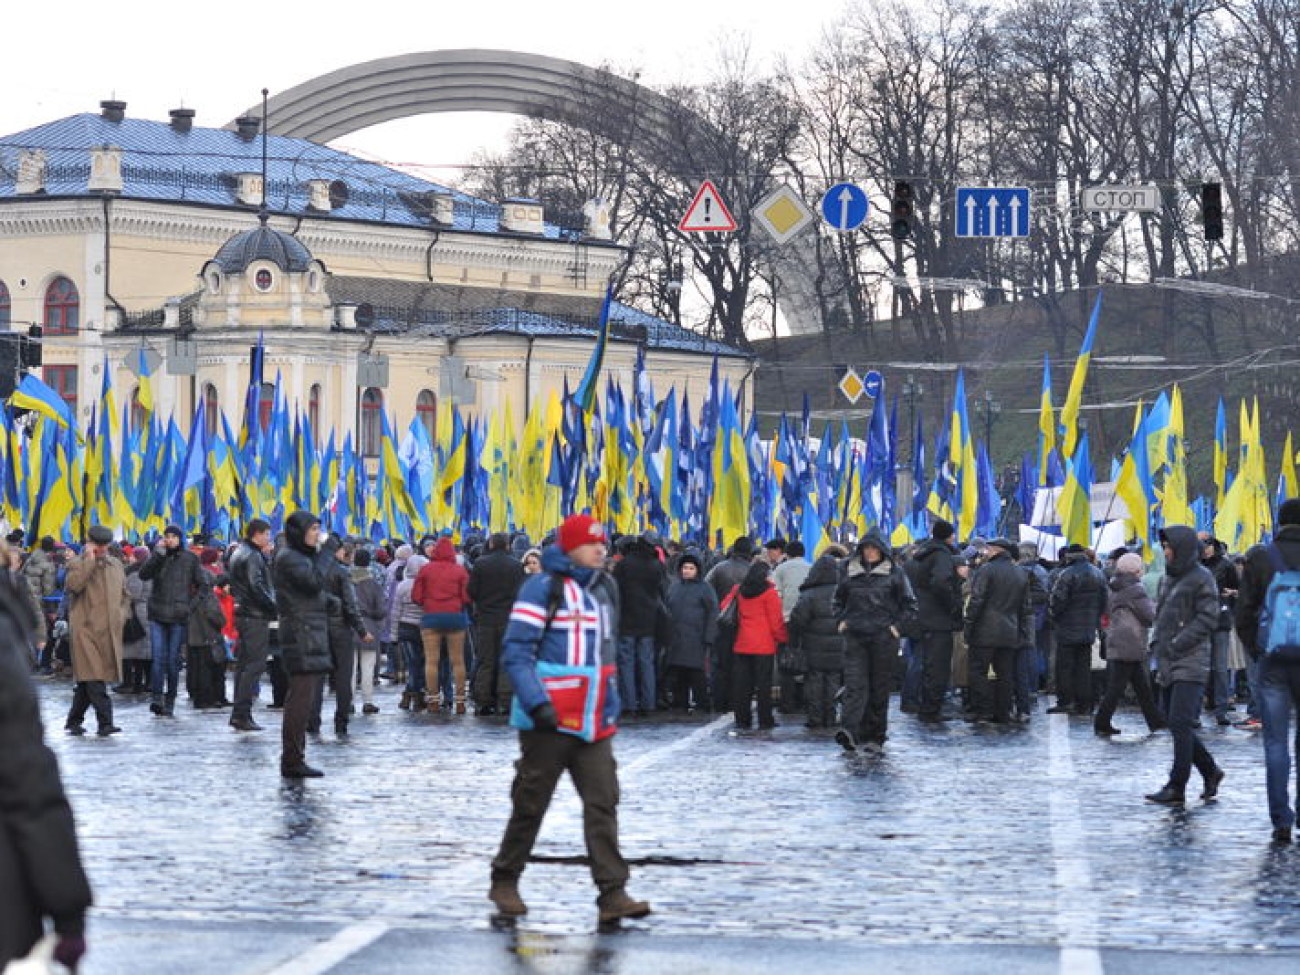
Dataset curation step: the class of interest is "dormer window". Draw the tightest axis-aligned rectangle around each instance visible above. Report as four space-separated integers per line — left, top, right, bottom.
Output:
255 269 274 292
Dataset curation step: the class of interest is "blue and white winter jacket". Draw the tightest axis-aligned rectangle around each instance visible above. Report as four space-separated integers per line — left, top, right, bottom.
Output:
502 545 622 736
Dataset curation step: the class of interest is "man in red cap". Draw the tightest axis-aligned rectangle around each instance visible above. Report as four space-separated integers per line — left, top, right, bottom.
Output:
488 513 651 925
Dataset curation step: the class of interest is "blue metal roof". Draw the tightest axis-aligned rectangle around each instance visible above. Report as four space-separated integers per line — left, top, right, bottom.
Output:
0 113 585 239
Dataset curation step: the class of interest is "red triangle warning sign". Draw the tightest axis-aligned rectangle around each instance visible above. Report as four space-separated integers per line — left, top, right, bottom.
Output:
678 180 738 233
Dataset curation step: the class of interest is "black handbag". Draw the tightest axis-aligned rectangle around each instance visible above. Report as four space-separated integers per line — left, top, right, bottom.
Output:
122 614 146 643
778 642 807 674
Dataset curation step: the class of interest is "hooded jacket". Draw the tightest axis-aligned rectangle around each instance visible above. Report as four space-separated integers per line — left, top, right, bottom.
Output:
1236 523 1300 657
786 555 845 671
1049 550 1108 644
663 565 718 669
1105 572 1157 662
1151 525 1220 685
323 554 366 638
467 548 526 624
394 555 429 631
964 548 1033 648
613 542 667 637
502 545 622 737
270 513 334 675
904 537 963 632
729 562 788 656
139 542 209 624
1201 547 1240 632
350 566 388 642
834 530 917 641
411 538 470 623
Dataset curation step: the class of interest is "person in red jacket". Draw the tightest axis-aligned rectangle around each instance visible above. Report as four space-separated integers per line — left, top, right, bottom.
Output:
412 537 471 713
724 560 788 730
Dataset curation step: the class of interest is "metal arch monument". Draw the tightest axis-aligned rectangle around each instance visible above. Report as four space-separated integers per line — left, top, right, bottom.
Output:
232 49 845 336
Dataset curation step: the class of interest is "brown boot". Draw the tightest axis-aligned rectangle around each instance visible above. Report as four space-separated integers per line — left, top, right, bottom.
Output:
597 888 652 923
455 701 467 715
489 880 527 917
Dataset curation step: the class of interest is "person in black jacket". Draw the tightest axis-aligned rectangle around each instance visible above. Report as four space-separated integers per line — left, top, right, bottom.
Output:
1235 497 1300 841
1047 544 1108 716
469 533 526 715
1146 525 1224 805
139 524 210 717
272 512 335 778
833 529 917 753
313 539 368 737
787 554 845 729
904 520 963 723
964 539 1033 725
228 519 275 732
612 534 666 715
0 581 91 972
662 552 718 711
1199 535 1241 725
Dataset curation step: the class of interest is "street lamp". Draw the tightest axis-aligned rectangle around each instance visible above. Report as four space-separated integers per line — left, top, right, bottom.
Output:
902 374 924 460
976 388 1002 456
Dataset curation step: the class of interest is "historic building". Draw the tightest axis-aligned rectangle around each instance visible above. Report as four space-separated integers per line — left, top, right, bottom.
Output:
0 100 748 455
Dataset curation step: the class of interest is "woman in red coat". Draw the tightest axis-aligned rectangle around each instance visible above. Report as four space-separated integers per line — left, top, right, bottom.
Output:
724 560 788 730
411 538 471 713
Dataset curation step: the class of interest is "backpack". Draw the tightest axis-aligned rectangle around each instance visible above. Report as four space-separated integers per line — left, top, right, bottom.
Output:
1259 544 1300 661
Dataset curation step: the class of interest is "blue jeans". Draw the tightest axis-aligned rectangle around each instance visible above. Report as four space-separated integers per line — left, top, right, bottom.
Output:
150 622 186 700
1258 658 1300 829
618 635 656 712
401 635 426 694
1014 644 1037 715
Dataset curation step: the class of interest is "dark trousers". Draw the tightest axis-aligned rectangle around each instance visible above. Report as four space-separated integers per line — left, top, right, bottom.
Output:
667 665 707 710
918 630 954 718
804 667 843 728
731 653 775 728
1163 680 1218 792
233 614 270 721
711 629 735 711
969 644 1017 722
491 731 629 892
1055 641 1094 712
67 681 112 730
842 633 898 743
312 627 356 730
267 655 288 707
779 667 805 714
471 619 511 709
1095 660 1164 731
185 646 226 707
281 673 323 772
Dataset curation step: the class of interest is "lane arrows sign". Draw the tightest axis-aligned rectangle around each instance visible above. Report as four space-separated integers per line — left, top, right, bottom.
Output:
954 187 1031 238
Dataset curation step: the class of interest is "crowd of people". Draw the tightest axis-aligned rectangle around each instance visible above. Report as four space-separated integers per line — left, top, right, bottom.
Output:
6 499 1300 965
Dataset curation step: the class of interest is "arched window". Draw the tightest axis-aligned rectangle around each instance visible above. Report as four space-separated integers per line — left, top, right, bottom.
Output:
360 387 383 457
0 280 10 327
203 383 220 440
308 383 322 440
258 381 275 433
43 365 77 413
416 389 436 442
43 277 79 335
129 386 147 430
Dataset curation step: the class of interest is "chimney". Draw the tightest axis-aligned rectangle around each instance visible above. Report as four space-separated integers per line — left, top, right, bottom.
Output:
234 116 261 141
99 100 126 123
169 108 195 133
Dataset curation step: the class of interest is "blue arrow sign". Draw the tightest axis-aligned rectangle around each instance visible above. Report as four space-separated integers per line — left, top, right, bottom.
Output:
954 187 1031 238
820 183 870 232
863 370 883 399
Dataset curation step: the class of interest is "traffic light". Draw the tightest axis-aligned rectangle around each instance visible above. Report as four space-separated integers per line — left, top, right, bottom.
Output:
890 181 915 240
21 325 42 368
1201 182 1224 241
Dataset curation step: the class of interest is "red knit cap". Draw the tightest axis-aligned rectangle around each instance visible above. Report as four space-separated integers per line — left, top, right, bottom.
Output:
558 514 606 553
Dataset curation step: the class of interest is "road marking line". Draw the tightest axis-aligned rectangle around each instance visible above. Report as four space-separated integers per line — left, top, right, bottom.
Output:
262 920 388 975
1048 716 1105 975
620 714 734 777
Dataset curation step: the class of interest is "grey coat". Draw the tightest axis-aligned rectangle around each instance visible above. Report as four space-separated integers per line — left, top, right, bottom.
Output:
1104 573 1156 662
663 578 718 669
123 572 153 661
1151 525 1220 685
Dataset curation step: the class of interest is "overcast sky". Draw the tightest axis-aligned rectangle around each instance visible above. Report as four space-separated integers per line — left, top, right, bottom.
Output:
4 0 851 177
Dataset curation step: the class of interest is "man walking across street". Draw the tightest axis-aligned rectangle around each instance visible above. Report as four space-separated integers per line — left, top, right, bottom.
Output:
63 527 128 737
228 519 276 732
1235 498 1300 841
1047 543 1107 716
139 524 208 717
1146 526 1225 806
489 514 651 925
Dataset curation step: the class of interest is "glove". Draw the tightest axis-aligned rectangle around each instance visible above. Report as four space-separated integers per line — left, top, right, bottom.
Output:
54 933 87 971
530 702 559 732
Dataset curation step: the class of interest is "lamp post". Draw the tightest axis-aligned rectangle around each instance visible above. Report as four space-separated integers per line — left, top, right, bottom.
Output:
976 388 1002 458
660 258 684 327
902 373 924 461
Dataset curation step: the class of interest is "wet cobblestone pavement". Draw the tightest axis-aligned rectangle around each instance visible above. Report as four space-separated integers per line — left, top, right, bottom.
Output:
33 678 1300 974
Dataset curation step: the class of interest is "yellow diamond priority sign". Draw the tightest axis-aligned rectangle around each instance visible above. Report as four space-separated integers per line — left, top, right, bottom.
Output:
839 367 865 405
754 184 816 245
